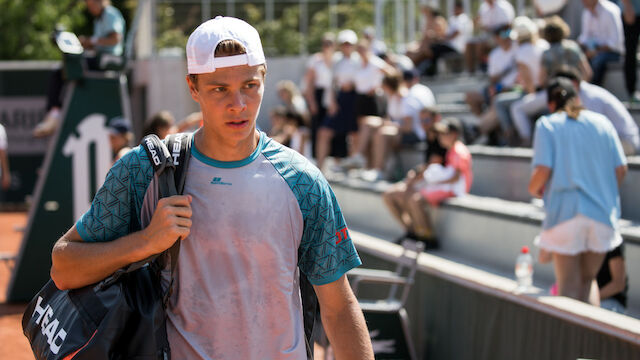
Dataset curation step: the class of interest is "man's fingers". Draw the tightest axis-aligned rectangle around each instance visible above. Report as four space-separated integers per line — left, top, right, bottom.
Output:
171 205 193 219
173 216 192 228
160 195 192 207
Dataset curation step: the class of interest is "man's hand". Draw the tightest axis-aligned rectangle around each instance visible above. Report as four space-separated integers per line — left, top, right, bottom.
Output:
140 195 193 256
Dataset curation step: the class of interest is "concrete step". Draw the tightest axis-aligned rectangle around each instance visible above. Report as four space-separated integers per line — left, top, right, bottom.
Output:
331 179 640 315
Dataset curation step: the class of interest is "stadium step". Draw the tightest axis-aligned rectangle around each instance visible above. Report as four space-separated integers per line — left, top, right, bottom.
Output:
331 179 640 316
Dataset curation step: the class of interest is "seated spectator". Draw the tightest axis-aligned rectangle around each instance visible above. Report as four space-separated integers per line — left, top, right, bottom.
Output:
108 116 133 162
383 117 471 249
362 26 387 57
276 80 309 124
269 106 312 158
517 68 640 154
619 0 640 101
494 16 549 145
341 70 435 182
34 0 126 137
465 0 515 73
597 244 629 314
143 110 177 140
528 77 627 305
578 0 624 86
416 2 474 76
406 4 448 70
509 16 592 145
353 38 395 125
465 25 517 144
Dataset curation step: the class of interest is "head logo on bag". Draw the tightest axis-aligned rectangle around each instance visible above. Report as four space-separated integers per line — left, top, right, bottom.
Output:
30 296 68 355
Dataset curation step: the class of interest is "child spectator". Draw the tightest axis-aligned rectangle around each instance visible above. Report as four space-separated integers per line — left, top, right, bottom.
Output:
384 117 471 248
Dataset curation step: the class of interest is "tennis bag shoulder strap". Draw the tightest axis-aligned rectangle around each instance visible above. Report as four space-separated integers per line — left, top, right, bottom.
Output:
21 134 191 360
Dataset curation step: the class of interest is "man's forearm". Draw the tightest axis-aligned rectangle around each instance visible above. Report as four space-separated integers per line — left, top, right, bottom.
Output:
51 228 152 290
322 301 374 360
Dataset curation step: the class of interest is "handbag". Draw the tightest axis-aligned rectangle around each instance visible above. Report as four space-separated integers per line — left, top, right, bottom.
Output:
22 133 192 359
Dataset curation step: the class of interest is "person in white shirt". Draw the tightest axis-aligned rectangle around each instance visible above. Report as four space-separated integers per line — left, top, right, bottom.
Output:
465 25 518 143
578 0 625 85
315 29 361 171
342 70 436 182
303 33 336 157
494 16 550 144
418 2 473 76
465 0 515 73
0 124 10 191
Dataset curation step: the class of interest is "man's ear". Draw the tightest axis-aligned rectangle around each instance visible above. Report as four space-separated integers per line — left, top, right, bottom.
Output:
186 75 200 103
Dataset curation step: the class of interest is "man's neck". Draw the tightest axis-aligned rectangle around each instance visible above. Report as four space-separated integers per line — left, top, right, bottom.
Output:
194 128 260 163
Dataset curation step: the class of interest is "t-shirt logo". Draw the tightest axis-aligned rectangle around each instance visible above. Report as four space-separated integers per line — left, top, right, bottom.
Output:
210 177 232 186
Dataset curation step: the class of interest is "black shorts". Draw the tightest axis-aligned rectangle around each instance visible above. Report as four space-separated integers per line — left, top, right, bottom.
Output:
322 90 358 134
355 93 381 118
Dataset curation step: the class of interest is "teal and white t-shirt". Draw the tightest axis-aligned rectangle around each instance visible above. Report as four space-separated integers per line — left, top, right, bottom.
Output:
76 131 361 359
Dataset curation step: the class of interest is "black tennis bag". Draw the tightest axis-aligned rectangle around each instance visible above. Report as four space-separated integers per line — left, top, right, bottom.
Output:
22 134 192 360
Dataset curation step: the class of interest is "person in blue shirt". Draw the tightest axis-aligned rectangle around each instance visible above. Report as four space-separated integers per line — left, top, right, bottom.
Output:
528 76 627 305
35 0 126 137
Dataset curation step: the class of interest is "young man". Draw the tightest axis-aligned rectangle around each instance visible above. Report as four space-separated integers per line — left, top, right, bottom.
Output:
50 17 373 359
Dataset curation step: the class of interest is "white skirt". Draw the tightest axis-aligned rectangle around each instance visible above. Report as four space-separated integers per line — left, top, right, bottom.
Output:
535 214 622 255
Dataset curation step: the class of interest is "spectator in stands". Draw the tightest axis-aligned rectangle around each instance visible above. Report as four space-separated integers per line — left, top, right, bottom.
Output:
416 2 474 76
143 110 177 140
353 39 395 126
303 33 336 156
0 123 10 191
108 116 133 162
277 80 309 123
342 70 435 181
383 108 448 244
35 0 126 137
528 77 627 305
619 0 640 101
578 0 625 86
406 4 448 72
510 16 593 146
465 25 517 144
494 17 549 145
465 0 515 73
362 26 387 57
406 117 472 248
269 107 312 159
316 29 360 171
597 244 629 313
518 68 640 154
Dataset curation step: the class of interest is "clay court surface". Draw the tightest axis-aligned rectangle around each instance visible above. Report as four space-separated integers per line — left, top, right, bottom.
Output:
0 211 33 359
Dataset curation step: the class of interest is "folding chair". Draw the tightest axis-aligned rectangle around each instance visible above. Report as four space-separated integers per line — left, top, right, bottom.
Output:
348 239 424 360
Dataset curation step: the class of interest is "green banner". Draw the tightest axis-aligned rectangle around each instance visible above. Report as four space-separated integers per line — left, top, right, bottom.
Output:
8 74 129 301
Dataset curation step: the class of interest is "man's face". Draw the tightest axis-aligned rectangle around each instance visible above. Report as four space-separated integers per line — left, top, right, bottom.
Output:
85 0 104 17
420 111 439 132
186 64 265 144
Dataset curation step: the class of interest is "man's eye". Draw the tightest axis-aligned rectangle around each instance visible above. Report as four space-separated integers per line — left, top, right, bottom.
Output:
245 83 258 89
212 87 226 93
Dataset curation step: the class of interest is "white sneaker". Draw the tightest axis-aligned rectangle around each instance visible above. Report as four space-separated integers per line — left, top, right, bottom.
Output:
33 108 61 137
340 154 366 170
360 169 384 182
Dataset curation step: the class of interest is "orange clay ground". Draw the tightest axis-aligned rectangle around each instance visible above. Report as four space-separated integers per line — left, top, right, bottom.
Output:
0 212 32 359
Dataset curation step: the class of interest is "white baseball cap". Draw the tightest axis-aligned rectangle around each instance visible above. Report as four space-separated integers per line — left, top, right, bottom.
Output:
186 16 266 74
337 29 358 45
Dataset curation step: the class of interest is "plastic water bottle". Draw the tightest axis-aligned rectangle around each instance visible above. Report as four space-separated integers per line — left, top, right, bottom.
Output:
515 246 533 292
